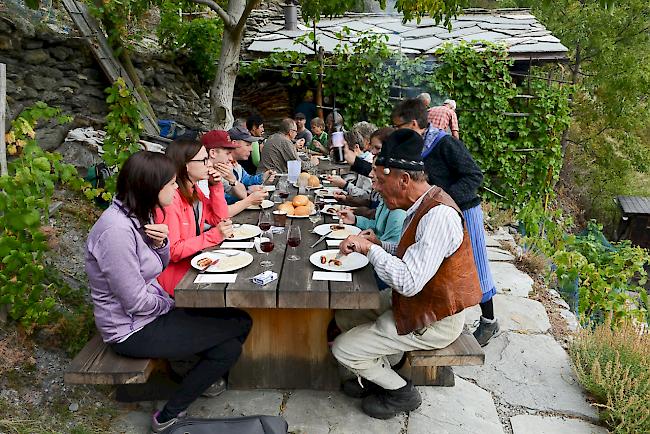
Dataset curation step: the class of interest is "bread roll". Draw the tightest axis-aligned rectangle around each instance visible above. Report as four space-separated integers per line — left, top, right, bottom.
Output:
278 202 295 214
293 205 311 216
292 195 309 207
308 175 320 187
299 172 310 182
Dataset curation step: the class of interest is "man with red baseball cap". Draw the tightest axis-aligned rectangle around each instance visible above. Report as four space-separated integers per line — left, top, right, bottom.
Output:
200 130 266 212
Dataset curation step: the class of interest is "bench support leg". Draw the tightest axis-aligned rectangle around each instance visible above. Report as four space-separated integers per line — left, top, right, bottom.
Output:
410 366 455 387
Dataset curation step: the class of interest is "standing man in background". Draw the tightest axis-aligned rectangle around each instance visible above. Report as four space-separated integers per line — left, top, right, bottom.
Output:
428 99 460 140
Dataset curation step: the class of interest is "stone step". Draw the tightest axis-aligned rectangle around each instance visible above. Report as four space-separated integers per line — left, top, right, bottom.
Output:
490 261 534 297
510 415 608 434
464 294 551 334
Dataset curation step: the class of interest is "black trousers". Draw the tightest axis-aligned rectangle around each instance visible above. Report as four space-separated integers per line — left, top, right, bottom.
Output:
112 308 252 416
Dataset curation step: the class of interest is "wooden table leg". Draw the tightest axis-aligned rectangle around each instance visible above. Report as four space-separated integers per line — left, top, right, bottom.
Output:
228 308 340 390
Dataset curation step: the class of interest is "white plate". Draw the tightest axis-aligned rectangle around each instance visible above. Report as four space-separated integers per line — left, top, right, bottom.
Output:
315 187 343 197
309 249 369 272
292 183 322 190
313 223 361 239
229 224 262 240
192 250 254 273
321 204 343 216
288 210 317 218
246 199 274 210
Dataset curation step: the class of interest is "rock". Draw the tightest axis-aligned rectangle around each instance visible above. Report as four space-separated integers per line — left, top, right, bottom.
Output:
487 246 515 262
0 35 14 50
24 49 50 65
485 234 501 247
553 297 571 310
282 390 406 434
22 39 43 49
464 294 551 334
188 390 284 418
510 415 608 434
24 75 58 91
408 378 504 434
37 66 64 80
559 309 580 332
49 46 73 61
110 410 152 434
455 333 598 420
36 124 72 152
58 141 102 168
490 261 534 297
68 402 79 412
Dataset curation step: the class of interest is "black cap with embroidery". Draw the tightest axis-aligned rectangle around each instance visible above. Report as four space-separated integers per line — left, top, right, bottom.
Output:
375 128 425 172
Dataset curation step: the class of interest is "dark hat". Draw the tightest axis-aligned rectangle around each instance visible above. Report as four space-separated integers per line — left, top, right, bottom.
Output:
200 130 240 149
228 125 260 143
295 112 306 120
375 129 425 171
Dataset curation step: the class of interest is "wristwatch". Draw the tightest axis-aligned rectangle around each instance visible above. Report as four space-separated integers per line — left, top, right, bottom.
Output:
229 179 238 187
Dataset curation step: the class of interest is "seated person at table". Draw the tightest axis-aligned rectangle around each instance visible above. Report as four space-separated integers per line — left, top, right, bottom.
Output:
201 130 268 215
86 151 252 433
327 131 373 197
237 115 265 174
295 112 313 145
227 125 276 204
257 118 319 174
352 121 378 160
332 129 482 419
154 137 234 296
309 117 328 154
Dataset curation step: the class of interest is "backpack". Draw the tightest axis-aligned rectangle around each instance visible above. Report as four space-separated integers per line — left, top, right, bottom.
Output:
162 415 288 434
84 162 114 189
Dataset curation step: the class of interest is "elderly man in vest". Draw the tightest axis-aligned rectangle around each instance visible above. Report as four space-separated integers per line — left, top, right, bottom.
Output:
332 129 482 419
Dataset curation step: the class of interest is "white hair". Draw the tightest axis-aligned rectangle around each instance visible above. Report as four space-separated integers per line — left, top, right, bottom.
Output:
444 99 457 110
417 93 431 105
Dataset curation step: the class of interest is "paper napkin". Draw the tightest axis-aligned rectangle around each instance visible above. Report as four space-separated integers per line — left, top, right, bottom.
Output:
194 274 237 284
312 271 352 282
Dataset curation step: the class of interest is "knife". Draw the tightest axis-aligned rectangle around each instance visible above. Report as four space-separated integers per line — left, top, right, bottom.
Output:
310 230 332 248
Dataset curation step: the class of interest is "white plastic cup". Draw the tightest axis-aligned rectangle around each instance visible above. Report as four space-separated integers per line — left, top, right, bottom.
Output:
287 160 301 183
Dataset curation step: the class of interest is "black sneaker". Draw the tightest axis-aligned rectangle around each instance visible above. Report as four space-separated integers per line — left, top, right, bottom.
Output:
361 381 422 419
473 317 500 347
342 377 384 398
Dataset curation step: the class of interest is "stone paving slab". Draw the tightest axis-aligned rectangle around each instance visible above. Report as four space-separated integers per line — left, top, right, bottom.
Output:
455 333 597 420
510 415 608 434
188 390 284 418
112 409 154 434
489 261 534 297
282 390 406 434
464 294 551 333
487 246 515 262
408 378 504 434
485 234 501 247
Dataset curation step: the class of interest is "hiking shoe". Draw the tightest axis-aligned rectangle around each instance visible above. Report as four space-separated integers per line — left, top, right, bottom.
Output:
473 316 500 347
361 380 422 419
342 376 385 398
151 410 186 433
201 377 227 398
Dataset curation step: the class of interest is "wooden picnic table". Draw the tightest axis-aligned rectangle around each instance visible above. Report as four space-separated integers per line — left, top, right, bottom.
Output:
174 176 380 390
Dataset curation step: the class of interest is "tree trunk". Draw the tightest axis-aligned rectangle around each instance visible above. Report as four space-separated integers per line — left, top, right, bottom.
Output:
561 42 581 155
209 1 247 129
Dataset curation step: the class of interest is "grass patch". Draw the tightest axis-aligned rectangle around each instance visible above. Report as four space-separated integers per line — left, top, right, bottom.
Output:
570 321 650 433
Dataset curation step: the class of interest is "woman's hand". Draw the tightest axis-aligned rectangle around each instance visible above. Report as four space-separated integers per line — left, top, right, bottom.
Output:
264 169 276 184
144 224 169 248
337 208 355 225
327 175 347 188
217 219 234 239
246 190 267 206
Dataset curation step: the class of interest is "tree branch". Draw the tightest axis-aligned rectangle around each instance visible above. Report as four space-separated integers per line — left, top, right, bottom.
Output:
189 0 236 29
234 0 260 35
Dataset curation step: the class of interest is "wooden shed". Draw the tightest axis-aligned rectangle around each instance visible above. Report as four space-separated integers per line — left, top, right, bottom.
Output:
617 196 650 248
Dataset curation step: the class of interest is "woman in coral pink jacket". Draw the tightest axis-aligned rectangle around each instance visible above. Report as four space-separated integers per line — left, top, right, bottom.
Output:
154 138 233 296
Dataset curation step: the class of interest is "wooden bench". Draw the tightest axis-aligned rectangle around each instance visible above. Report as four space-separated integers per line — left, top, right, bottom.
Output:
64 334 158 385
405 333 485 387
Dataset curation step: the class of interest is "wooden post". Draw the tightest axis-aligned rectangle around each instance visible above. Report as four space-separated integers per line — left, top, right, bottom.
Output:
316 47 324 119
0 63 7 177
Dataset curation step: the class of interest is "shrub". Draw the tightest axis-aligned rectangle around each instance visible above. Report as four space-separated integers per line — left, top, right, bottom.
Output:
570 322 650 433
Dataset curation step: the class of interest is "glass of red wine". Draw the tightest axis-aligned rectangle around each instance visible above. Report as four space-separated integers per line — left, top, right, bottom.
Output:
259 230 274 267
259 210 272 231
287 225 301 261
278 179 289 199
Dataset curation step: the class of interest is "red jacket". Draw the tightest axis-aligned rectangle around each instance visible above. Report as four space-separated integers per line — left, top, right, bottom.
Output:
154 183 229 296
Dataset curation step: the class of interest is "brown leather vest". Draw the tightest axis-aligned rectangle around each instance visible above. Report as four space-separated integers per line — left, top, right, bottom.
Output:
392 187 482 335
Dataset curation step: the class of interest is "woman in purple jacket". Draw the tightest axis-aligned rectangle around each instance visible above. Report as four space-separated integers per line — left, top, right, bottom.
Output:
85 151 252 433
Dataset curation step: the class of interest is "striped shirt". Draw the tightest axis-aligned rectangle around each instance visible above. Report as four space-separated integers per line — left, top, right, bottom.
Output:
368 187 463 297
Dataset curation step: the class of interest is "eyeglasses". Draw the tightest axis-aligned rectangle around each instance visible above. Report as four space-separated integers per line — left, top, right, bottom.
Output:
290 129 298 132
393 120 411 129
189 157 209 165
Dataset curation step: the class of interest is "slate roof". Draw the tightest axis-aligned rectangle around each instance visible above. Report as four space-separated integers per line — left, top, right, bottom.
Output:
618 196 650 216
246 9 567 61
